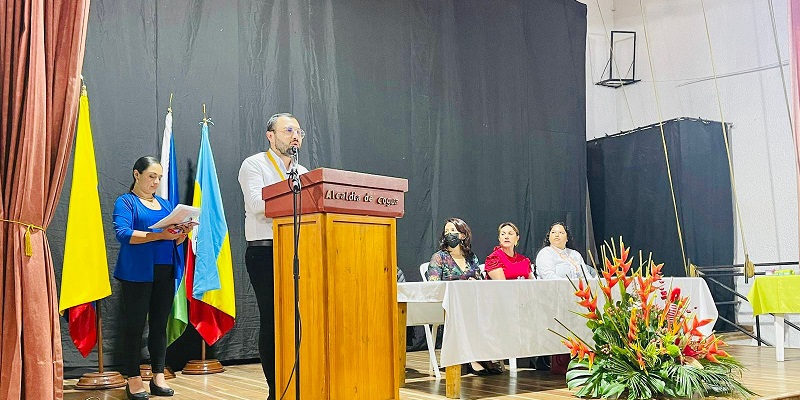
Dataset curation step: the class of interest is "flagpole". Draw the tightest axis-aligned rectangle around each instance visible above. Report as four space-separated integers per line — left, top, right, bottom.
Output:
67 80 124 390
76 300 125 390
97 303 104 373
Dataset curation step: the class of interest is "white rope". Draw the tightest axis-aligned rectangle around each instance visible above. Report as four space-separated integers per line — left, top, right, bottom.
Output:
638 0 689 274
698 0 751 262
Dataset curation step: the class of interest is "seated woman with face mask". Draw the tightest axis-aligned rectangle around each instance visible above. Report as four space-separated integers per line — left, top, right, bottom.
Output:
427 218 483 281
426 218 502 375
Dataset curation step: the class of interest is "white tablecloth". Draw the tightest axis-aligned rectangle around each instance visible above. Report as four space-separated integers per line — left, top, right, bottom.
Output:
398 277 718 367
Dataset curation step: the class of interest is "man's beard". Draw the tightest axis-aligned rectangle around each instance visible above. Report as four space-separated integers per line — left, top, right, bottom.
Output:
274 140 294 157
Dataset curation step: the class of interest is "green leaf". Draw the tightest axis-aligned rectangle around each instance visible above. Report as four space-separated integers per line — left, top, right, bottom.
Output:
600 381 626 399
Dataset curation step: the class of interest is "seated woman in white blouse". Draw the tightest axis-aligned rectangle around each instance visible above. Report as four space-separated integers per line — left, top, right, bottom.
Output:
535 222 596 280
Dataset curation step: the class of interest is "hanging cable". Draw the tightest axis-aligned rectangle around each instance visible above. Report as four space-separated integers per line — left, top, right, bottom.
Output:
768 0 800 278
594 0 638 129
638 0 689 275
698 0 756 279
768 0 796 143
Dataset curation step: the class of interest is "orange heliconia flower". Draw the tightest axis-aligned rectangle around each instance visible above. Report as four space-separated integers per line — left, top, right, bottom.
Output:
587 351 596 369
601 285 612 300
636 348 646 369
574 279 591 300
627 311 638 342
579 295 598 313
687 315 713 337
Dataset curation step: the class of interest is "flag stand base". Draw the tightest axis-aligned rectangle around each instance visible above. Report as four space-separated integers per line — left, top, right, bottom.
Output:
75 371 126 390
140 364 176 380
182 359 224 375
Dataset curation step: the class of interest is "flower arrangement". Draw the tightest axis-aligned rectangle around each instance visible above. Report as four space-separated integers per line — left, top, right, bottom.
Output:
552 238 755 399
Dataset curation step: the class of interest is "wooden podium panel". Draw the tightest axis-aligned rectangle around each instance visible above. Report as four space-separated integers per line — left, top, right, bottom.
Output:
273 213 400 400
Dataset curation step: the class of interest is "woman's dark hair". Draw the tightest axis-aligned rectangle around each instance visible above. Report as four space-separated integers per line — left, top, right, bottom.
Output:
541 221 576 250
438 217 475 260
129 156 160 191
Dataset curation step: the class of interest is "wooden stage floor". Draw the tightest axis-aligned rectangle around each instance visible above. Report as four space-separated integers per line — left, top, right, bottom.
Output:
64 345 800 399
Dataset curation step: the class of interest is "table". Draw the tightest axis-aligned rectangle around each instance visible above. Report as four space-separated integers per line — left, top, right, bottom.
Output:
398 277 718 398
746 275 800 361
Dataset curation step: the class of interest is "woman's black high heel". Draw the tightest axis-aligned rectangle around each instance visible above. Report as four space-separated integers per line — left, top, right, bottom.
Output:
467 361 494 376
125 383 149 400
149 380 174 397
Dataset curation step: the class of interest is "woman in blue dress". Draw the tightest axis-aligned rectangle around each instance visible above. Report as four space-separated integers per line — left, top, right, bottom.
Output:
113 156 189 399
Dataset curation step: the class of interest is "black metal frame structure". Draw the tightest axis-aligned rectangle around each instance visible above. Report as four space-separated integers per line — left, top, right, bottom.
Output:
596 30 641 88
694 261 799 347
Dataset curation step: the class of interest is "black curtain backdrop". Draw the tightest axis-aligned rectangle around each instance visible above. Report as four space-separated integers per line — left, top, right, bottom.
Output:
587 118 735 331
51 0 587 373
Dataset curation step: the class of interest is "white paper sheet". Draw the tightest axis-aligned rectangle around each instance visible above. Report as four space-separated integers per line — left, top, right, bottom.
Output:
148 204 201 229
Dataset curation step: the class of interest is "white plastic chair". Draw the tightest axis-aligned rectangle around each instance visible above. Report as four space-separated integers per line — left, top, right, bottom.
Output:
419 262 442 378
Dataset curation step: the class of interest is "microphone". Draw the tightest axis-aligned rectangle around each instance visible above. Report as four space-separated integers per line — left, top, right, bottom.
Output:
288 145 299 156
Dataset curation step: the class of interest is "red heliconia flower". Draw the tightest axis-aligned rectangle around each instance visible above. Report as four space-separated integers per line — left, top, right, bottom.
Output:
574 279 591 300
579 295 598 312
636 348 646 370
699 335 730 362
636 276 654 305
576 341 588 359
601 285 612 300
682 345 700 358
627 312 638 341
605 257 618 275
642 302 652 322
620 258 633 275
621 275 634 289
669 287 681 303
688 315 712 337
562 338 578 357
650 262 664 279
620 244 630 264
602 270 619 289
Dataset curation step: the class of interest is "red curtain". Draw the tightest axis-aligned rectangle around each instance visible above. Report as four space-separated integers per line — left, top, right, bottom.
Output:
791 0 800 262
0 1 90 398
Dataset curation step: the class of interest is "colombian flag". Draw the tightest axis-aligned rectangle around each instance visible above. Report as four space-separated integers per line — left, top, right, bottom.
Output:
185 118 235 345
58 83 112 357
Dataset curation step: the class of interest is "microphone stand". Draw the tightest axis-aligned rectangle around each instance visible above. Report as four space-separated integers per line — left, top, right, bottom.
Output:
287 150 302 400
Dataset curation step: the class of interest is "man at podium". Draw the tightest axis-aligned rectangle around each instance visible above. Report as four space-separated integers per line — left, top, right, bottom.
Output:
238 112 309 399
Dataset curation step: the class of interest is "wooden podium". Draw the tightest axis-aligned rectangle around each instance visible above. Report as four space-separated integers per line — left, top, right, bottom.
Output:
263 168 408 400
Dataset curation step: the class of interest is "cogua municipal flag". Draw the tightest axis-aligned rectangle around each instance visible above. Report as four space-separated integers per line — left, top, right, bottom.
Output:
185 118 235 345
58 83 112 357
158 108 188 346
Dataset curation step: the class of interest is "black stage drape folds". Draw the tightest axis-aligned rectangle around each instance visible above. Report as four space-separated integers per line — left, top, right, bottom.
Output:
51 0 587 372
587 118 735 331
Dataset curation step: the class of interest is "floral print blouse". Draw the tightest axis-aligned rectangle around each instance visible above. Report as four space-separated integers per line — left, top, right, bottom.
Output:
426 250 483 281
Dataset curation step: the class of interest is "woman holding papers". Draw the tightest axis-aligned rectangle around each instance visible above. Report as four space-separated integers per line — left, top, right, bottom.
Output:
426 218 483 281
485 222 533 280
112 156 188 399
535 222 595 280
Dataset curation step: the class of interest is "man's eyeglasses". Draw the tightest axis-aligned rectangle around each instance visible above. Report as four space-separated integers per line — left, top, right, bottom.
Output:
275 127 306 138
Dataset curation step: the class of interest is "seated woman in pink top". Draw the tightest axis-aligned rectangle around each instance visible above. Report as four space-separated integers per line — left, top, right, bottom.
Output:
485 222 533 280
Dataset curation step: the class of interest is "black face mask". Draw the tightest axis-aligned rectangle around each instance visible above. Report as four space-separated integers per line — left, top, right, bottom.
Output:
444 233 462 248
